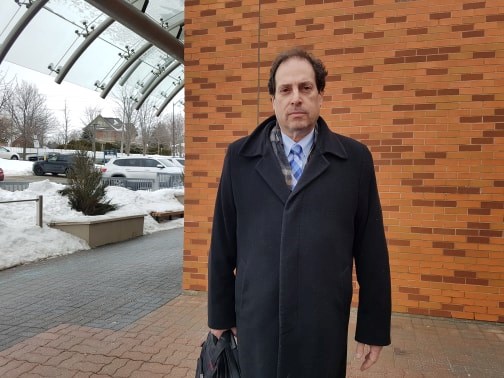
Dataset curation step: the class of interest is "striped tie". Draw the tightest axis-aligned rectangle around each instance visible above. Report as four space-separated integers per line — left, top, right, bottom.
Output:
289 144 303 187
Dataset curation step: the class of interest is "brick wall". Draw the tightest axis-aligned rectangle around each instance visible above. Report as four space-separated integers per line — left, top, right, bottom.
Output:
184 0 504 322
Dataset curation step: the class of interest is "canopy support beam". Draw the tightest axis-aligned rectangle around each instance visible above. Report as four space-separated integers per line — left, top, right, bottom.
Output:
84 0 184 63
155 82 184 117
135 62 181 110
55 17 115 84
100 43 152 99
0 0 49 66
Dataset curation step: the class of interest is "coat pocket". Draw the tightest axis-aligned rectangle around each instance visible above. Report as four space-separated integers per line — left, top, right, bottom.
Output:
336 265 353 314
235 259 249 317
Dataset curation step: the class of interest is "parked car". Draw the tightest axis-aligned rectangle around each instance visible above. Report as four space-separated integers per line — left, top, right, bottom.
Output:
0 167 4 181
0 146 20 160
100 156 183 180
32 153 76 176
27 152 58 161
151 155 184 169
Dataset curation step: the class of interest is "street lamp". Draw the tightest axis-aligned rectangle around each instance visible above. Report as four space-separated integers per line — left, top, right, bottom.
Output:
172 99 184 156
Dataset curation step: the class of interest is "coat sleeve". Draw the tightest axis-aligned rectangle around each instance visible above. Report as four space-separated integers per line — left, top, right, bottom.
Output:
353 145 392 346
208 145 238 330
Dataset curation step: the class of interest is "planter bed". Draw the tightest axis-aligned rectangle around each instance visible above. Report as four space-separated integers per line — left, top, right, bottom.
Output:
49 214 145 248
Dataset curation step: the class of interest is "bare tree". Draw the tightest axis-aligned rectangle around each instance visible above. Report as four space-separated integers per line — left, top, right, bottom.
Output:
112 86 138 155
136 99 157 155
173 111 185 156
61 100 71 149
0 116 15 145
0 74 15 145
33 108 56 147
68 129 81 142
0 71 13 115
154 105 185 156
151 119 170 154
81 105 102 159
6 81 54 157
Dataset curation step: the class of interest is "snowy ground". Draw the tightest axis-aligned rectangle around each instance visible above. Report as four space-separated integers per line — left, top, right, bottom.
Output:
0 158 184 270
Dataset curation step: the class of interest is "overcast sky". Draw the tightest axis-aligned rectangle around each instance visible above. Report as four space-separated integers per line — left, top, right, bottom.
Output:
1 1 185 139
2 61 117 132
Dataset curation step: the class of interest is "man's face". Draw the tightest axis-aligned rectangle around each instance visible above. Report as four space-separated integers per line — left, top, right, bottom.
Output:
271 57 323 141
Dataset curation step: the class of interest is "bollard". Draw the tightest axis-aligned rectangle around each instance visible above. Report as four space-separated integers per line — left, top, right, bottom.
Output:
36 195 43 227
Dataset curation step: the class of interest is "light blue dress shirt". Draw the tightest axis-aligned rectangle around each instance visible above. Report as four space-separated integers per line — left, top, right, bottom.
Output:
281 129 315 170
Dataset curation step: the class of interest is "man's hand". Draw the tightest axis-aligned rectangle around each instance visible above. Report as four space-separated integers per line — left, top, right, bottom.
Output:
210 327 237 339
355 343 383 371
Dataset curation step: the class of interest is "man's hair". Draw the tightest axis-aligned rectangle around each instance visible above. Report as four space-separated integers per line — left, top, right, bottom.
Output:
268 48 328 96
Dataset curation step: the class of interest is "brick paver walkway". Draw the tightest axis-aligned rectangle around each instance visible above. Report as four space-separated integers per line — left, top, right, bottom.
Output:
1 228 502 377
1 293 503 377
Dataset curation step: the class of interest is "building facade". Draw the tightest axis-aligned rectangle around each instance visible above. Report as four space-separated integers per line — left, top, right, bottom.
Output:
85 116 124 145
184 0 504 322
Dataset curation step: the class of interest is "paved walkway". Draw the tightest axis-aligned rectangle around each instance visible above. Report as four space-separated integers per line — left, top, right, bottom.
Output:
0 228 503 377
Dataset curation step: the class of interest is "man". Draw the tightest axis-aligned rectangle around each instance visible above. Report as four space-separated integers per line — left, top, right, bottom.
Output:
208 48 391 377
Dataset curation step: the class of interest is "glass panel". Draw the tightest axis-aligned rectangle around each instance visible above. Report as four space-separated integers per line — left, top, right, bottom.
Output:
0 2 25 45
0 0 184 116
64 35 126 90
3 5 83 76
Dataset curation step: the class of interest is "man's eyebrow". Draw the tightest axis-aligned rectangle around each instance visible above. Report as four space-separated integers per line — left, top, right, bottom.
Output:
278 81 313 88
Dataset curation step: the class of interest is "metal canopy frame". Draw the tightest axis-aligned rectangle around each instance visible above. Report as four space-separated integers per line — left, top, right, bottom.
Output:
100 42 153 99
0 0 50 65
135 62 180 110
156 81 184 117
84 0 184 63
1 0 185 116
55 17 115 84
99 18 184 100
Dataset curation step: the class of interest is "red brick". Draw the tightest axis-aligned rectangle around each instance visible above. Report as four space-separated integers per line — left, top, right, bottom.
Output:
184 0 504 324
387 16 407 23
463 2 486 10
430 12 451 20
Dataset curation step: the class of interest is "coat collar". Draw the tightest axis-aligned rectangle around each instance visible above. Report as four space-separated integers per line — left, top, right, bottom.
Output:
239 115 348 203
239 115 348 160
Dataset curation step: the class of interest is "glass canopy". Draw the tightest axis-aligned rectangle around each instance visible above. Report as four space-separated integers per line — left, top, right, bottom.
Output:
0 0 184 116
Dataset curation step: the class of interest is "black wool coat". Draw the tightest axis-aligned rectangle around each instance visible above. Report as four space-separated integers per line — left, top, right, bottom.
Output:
208 116 391 378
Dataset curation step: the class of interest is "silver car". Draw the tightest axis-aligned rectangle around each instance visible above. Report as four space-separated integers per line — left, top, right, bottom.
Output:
0 147 20 160
101 156 183 179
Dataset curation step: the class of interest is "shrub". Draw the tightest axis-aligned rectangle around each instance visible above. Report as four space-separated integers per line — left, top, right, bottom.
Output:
59 150 118 215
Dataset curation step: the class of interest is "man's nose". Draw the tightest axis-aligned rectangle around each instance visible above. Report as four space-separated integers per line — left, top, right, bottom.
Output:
290 88 302 104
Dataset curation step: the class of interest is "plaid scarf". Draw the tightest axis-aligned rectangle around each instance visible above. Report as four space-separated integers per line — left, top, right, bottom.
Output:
269 123 318 189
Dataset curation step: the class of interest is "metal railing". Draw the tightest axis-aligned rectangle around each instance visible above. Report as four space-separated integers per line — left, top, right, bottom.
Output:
156 172 184 189
102 172 183 191
0 174 182 193
102 176 154 191
0 195 43 227
0 182 30 192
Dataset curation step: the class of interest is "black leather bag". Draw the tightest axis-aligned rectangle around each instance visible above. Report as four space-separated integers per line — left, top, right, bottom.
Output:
195 330 241 378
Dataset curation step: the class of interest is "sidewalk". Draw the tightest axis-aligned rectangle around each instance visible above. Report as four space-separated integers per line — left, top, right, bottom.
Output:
0 228 502 377
1 293 503 377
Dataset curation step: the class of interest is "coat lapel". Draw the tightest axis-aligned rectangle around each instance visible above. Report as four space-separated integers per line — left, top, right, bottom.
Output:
292 118 348 195
291 150 329 195
239 115 291 204
255 147 291 204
